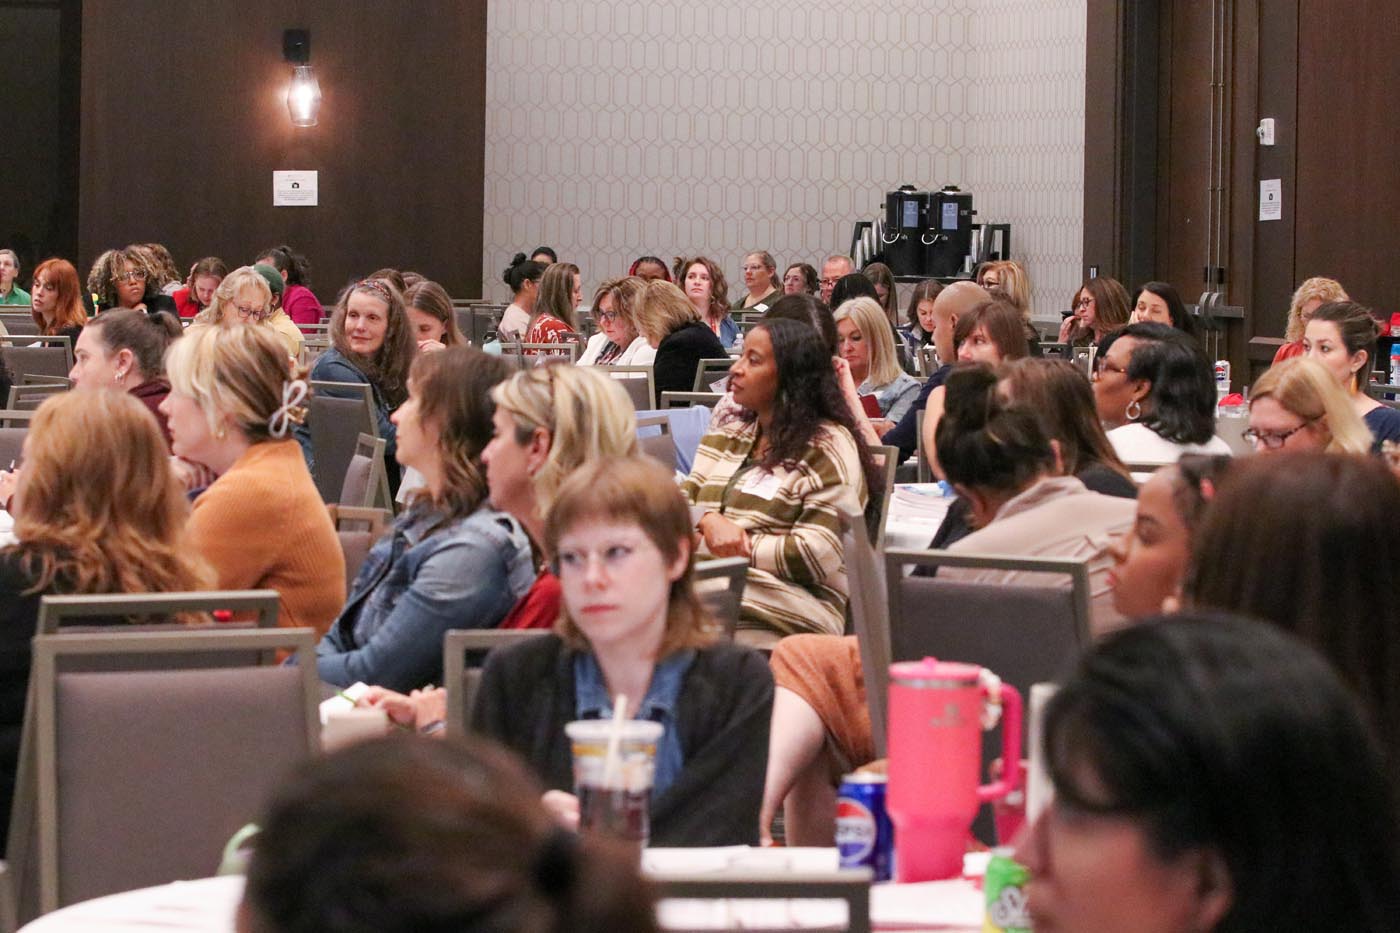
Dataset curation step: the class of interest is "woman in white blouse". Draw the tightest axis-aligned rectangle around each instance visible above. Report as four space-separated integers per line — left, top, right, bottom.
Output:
578 277 657 367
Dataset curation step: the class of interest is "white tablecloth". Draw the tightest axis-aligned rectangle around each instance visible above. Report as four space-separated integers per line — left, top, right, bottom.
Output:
19 849 984 932
883 483 956 552
0 509 15 547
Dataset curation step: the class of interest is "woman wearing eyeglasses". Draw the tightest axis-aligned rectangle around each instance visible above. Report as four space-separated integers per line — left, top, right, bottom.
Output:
86 246 178 315
1058 276 1131 347
186 266 301 360
1245 357 1373 455
578 277 656 367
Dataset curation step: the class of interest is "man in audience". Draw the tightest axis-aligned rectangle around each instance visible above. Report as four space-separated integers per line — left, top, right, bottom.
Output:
881 280 990 461
0 250 28 306
818 255 854 305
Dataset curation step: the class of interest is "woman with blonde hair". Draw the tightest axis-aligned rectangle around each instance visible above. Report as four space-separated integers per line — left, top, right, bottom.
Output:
162 323 344 635
834 297 921 430
578 276 655 366
1247 357 1372 455
980 259 1033 321
675 256 737 347
317 347 534 691
482 363 639 629
524 262 582 353
1274 276 1348 364
474 455 773 846
635 279 727 396
0 391 212 846
190 266 303 359
28 258 88 340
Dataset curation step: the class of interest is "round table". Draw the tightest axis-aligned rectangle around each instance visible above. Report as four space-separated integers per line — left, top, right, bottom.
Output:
18 875 242 931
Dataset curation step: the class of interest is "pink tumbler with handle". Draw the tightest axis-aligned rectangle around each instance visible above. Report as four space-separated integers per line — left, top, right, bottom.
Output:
886 658 1022 881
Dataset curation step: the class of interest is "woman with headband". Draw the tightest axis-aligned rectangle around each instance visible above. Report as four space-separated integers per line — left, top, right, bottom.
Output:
163 324 344 635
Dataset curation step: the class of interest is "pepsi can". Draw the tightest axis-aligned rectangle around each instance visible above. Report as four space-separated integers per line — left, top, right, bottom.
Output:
836 772 894 881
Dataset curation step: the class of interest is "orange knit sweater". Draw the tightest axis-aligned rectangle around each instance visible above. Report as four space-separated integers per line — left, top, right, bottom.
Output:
187 440 345 636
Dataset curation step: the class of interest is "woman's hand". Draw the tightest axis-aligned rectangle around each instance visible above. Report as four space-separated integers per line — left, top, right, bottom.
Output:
542 790 581 831
417 339 447 354
359 685 448 734
1057 315 1078 344
699 512 752 559
832 356 884 446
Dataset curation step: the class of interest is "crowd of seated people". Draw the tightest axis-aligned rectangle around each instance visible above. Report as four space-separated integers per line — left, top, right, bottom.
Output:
4 235 1400 932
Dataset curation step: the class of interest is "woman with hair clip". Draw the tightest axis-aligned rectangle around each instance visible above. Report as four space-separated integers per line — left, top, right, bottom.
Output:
163 324 344 635
237 735 659 933
482 364 640 630
1185 452 1400 795
1017 616 1400 933
578 277 656 366
734 251 782 311
1246 356 1373 454
28 258 88 341
682 318 873 646
87 246 179 315
403 280 465 353
1099 322 1232 464
0 391 213 848
629 255 670 282
307 278 416 488
475 456 773 847
1058 275 1131 347
1303 300 1400 447
255 245 323 327
1273 275 1348 363
69 308 183 443
172 257 227 319
524 262 582 352
499 254 547 342
675 256 738 347
316 348 535 692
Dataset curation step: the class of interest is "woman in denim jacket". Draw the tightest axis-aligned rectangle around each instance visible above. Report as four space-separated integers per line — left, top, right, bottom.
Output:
316 347 536 691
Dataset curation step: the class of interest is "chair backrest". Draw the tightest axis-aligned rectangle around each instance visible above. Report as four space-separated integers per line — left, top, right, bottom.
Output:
0 317 40 337
338 433 389 509
0 409 35 430
694 556 747 638
651 872 871 933
1071 344 1097 378
883 548 1091 714
299 337 332 367
35 590 281 635
26 628 320 914
1 342 72 382
442 629 552 737
915 409 932 483
603 365 655 411
6 382 66 411
865 445 899 552
328 505 392 594
917 345 939 376
636 414 680 470
839 507 890 758
308 388 378 503
660 390 724 409
0 426 24 468
520 341 580 363
692 358 733 392
1040 341 1070 361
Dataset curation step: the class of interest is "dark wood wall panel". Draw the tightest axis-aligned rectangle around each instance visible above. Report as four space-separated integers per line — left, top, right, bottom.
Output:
1294 0 1400 315
79 0 487 299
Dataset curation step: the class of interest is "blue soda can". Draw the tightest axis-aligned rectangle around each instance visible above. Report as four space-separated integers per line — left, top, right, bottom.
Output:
836 772 894 881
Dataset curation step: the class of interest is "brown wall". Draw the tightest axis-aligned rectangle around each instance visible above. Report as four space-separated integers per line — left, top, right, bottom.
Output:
79 0 487 300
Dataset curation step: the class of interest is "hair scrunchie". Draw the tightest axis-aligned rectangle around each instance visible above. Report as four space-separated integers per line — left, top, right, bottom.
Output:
533 826 577 899
268 378 309 438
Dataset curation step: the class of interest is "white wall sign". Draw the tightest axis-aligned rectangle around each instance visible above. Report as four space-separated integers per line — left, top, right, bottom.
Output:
1259 178 1282 222
274 170 318 207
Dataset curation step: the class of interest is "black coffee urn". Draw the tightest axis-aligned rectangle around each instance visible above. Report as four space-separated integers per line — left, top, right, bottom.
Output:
923 185 975 277
883 185 932 277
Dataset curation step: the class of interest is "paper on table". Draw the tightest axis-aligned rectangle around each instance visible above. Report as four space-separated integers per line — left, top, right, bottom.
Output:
318 681 369 725
870 879 984 929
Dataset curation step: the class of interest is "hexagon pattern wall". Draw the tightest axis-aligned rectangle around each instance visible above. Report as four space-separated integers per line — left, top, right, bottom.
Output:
482 0 1084 319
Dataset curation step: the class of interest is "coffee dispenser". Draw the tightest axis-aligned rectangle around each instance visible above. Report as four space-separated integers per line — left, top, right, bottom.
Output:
924 186 975 277
883 185 933 277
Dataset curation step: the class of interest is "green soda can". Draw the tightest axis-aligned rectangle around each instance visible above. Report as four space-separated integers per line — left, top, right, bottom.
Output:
983 848 1031 933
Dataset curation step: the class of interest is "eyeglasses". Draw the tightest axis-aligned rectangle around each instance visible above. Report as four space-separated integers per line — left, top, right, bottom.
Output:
1093 360 1128 381
233 304 270 321
818 278 839 288
596 310 620 323
114 270 147 283
1074 295 1094 309
1243 421 1316 449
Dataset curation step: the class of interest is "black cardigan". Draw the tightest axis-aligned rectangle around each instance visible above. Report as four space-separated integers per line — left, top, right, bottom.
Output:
653 321 728 397
471 634 772 847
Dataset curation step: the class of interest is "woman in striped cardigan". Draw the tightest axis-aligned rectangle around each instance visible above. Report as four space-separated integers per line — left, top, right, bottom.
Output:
681 318 875 648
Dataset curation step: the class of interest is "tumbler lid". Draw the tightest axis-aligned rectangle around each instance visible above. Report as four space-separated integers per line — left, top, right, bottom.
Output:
889 657 982 686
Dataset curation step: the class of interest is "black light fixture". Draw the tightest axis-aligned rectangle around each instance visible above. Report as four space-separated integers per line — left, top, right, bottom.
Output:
283 28 321 127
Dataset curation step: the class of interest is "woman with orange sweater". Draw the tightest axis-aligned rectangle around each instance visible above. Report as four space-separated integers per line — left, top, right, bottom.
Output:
161 323 344 635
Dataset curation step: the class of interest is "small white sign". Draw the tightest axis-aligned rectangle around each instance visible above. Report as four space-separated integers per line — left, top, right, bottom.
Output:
1259 178 1281 222
274 170 318 207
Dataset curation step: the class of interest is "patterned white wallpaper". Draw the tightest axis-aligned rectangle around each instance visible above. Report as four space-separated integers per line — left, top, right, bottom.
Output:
481 0 1084 320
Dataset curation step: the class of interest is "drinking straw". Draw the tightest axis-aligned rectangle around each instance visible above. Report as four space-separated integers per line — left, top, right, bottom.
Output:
602 694 629 789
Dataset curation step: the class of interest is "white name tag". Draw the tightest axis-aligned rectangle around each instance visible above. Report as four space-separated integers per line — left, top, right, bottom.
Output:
741 469 782 500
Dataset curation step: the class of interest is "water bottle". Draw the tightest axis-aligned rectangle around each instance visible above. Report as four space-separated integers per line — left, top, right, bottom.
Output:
1389 344 1400 399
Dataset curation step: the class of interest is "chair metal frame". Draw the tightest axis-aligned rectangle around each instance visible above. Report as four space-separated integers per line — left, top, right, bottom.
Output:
519 341 580 363
915 409 932 483
25 627 319 915
692 357 734 392
636 414 679 469
442 629 551 737
660 390 724 409
651 871 872 933
602 365 656 411
35 590 282 635
340 433 390 509
838 507 890 758
865 445 899 552
0 337 73 383
694 556 747 638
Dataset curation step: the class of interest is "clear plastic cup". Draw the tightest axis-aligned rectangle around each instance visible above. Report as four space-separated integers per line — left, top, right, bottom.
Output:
565 719 664 849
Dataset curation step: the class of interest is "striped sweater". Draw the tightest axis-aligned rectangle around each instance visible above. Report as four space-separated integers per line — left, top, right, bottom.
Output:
681 418 866 641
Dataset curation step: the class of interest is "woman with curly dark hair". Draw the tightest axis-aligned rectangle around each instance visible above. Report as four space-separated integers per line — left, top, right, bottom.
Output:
86 245 179 314
681 318 874 646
